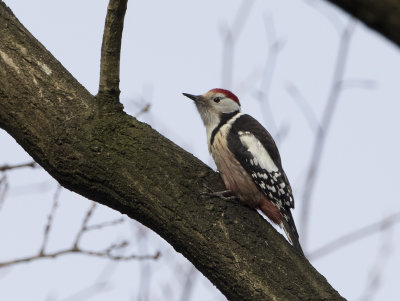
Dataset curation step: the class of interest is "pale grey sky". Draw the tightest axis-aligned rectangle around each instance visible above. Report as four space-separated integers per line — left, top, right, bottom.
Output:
1 0 400 300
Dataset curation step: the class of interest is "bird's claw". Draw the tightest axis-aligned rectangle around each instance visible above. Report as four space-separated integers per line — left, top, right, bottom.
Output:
200 186 239 202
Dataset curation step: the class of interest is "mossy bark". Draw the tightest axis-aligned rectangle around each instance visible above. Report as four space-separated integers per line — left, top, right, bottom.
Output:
0 2 344 300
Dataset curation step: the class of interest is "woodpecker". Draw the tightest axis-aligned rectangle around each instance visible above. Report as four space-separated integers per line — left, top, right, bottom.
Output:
183 88 303 254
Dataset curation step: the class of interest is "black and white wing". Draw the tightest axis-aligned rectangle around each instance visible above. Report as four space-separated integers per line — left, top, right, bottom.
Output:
227 114 294 210
226 114 303 254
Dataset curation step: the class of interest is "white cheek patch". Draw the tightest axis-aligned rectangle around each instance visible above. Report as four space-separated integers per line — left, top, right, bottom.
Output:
239 132 279 172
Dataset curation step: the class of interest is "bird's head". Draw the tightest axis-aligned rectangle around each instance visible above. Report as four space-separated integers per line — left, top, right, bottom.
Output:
183 88 241 128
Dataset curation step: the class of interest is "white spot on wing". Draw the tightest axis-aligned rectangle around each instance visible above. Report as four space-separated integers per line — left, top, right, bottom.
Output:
239 133 279 172
257 172 268 179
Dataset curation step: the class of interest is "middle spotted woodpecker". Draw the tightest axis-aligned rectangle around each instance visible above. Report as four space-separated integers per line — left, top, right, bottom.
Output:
183 88 303 254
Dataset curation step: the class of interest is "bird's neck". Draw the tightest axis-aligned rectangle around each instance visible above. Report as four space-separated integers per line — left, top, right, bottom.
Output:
206 110 241 151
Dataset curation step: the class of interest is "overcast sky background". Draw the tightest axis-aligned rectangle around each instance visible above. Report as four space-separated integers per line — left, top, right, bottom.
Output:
1 0 400 300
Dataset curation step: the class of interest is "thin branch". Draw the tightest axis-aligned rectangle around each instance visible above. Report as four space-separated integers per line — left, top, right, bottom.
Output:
285 82 320 132
126 83 153 118
79 248 160 261
260 15 285 99
135 103 151 118
358 220 394 301
179 265 198 301
220 0 255 89
339 78 377 90
308 212 400 260
0 248 160 268
0 174 8 210
254 15 285 140
98 0 128 99
84 217 124 232
61 282 110 301
304 0 345 34
40 185 62 255
0 199 160 269
73 202 97 249
0 161 37 210
136 228 152 301
299 19 356 248
0 161 36 172
62 243 133 301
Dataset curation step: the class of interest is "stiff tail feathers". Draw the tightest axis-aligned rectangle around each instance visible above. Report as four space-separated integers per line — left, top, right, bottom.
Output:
280 210 304 256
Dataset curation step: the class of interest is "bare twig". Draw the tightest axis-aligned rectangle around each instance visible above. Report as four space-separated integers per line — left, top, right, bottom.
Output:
40 185 62 255
125 84 153 118
61 241 135 301
0 161 37 210
61 282 110 301
135 103 151 118
98 0 128 99
134 221 153 301
299 19 356 248
304 0 344 34
339 78 377 90
0 161 36 172
84 217 124 232
6 181 53 196
0 174 9 210
286 82 320 132
179 265 198 301
0 200 160 269
73 202 97 249
308 212 400 260
220 0 255 89
358 219 394 301
254 15 285 140
0 249 159 268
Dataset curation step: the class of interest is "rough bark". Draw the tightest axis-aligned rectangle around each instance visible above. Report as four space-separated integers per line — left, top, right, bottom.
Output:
326 0 400 48
98 0 128 99
0 2 344 300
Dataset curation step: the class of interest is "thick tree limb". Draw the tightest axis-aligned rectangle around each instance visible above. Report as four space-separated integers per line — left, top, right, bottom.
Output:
98 0 128 99
0 2 343 300
326 0 400 48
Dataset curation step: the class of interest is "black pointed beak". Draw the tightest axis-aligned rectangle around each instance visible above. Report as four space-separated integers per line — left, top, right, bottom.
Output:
182 93 200 101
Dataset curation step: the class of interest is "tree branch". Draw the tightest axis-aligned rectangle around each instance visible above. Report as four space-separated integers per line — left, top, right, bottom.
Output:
308 212 400 260
0 161 36 171
220 0 255 89
0 3 344 300
299 19 355 247
39 185 62 255
325 0 400 48
0 248 159 268
0 185 159 269
98 0 128 99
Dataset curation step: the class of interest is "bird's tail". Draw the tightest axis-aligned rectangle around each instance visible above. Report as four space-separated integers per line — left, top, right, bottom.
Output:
280 210 304 256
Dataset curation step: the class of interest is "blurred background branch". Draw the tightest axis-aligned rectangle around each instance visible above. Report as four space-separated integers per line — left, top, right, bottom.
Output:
0 185 159 269
299 19 356 247
220 0 255 89
308 212 400 260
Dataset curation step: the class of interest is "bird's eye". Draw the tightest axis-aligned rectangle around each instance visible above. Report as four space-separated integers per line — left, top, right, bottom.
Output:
213 97 221 103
